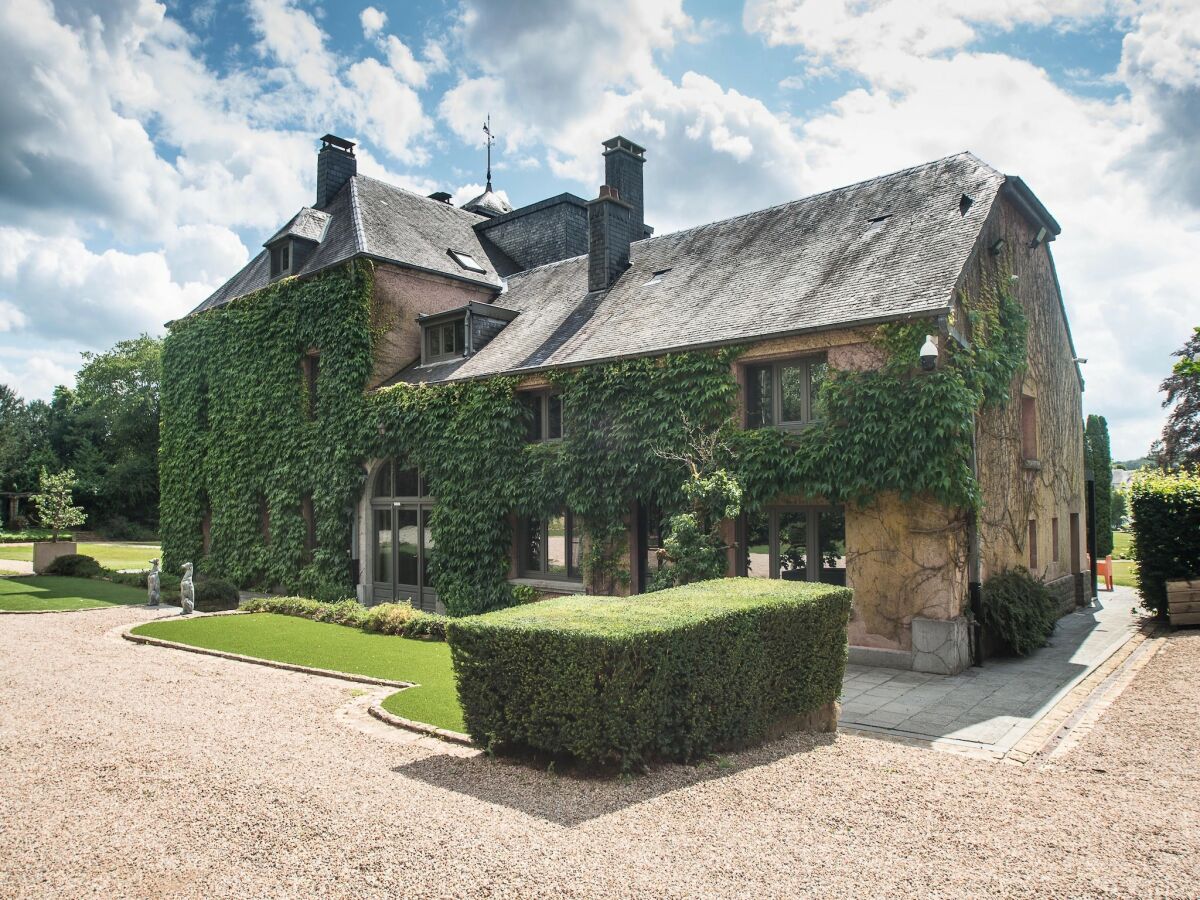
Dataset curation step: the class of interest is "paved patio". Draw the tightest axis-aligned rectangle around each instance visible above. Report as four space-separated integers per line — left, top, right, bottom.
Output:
840 586 1145 752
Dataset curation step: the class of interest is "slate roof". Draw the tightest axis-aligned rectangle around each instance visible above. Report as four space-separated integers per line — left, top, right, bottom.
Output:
265 207 330 245
190 176 508 314
390 152 1007 385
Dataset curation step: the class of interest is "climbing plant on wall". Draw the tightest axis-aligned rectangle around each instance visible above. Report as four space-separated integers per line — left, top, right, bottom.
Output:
160 261 1027 615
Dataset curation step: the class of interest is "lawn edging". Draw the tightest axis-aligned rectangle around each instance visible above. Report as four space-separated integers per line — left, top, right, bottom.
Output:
121 618 415 690
1 605 115 615
368 701 474 746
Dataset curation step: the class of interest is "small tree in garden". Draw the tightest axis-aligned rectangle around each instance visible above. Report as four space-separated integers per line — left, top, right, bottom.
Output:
32 468 87 542
1085 415 1114 556
651 423 743 589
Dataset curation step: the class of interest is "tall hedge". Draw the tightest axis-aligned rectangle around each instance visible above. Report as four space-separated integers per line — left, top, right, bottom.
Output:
1085 415 1113 557
446 578 852 771
1129 469 1200 617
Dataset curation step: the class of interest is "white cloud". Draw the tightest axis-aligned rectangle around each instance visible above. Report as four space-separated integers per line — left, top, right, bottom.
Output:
360 6 387 39
0 351 79 402
0 229 201 346
383 35 428 87
0 301 27 333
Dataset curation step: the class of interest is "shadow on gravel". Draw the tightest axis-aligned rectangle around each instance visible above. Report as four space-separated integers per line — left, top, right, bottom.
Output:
390 731 838 827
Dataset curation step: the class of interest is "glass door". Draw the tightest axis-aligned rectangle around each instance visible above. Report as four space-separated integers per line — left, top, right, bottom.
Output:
370 460 438 610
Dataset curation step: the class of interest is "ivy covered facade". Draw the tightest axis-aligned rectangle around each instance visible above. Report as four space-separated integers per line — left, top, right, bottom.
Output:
162 135 1088 674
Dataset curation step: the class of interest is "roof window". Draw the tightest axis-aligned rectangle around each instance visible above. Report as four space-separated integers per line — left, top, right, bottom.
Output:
269 241 291 279
448 249 486 274
643 268 672 286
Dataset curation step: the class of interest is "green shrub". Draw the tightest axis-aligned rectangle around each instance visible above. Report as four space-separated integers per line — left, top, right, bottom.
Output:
980 567 1058 655
242 595 448 639
193 577 240 612
1129 469 1200 617
447 578 852 771
43 554 102 578
0 529 73 543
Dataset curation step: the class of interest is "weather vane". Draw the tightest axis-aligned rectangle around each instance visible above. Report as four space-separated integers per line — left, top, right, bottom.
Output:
482 114 495 192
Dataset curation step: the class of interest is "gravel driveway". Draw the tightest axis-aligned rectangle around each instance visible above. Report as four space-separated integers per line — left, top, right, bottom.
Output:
1 607 1196 898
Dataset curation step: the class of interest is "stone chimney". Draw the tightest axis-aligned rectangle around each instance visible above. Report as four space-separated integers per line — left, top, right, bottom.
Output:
316 134 356 208
588 184 634 292
602 136 646 239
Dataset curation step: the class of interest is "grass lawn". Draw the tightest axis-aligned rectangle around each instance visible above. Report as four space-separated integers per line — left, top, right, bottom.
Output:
0 576 147 611
131 613 464 732
1109 531 1138 588
0 542 161 571
1113 531 1133 557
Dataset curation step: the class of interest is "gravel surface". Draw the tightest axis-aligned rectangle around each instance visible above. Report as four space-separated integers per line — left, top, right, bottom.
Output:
1 607 1197 899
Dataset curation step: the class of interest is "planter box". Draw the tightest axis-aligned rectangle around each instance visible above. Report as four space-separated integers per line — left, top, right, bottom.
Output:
1167 579 1200 627
33 541 78 574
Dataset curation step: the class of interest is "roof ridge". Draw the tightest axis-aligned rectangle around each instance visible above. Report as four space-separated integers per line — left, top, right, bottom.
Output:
352 173 489 223
503 151 996 282
637 150 992 246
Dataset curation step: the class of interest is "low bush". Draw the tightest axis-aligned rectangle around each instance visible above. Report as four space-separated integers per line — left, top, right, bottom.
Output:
242 595 448 640
1129 469 1200 617
193 576 240 612
0 529 73 543
43 553 103 579
980 567 1057 656
447 578 852 771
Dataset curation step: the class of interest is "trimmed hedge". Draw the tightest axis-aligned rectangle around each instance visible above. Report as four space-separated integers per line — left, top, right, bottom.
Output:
446 578 852 770
193 577 240 612
241 595 448 640
980 567 1057 656
43 554 103 579
1130 469 1200 617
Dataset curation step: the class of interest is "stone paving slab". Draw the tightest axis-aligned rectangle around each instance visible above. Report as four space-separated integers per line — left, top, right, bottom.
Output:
839 586 1145 753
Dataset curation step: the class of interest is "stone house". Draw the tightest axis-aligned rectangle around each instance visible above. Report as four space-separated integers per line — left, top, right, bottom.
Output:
174 133 1088 674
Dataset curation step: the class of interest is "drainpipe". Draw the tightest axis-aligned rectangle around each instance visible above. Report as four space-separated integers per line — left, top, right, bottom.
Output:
967 419 984 666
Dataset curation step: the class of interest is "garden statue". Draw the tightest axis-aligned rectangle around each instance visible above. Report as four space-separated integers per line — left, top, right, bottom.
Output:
146 559 161 607
180 562 195 616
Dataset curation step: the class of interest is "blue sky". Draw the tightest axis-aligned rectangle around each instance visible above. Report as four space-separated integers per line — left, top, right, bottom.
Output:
1 0 1198 458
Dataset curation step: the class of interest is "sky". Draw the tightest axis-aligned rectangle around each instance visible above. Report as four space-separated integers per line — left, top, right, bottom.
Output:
1 0 1198 459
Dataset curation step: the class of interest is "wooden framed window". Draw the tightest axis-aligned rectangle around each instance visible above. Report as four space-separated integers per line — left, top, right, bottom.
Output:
1052 517 1059 563
1028 519 1038 570
424 318 466 363
521 510 581 581
301 350 320 420
1070 513 1081 574
744 356 827 429
269 242 291 278
519 392 563 442
741 506 846 585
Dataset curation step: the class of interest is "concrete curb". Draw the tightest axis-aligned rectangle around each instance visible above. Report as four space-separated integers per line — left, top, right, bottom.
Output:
367 702 474 746
1002 624 1164 765
120 625 415 690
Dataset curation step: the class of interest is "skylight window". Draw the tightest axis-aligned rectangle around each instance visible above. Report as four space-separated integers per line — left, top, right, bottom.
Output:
643 268 673 287
864 214 891 235
448 249 486 274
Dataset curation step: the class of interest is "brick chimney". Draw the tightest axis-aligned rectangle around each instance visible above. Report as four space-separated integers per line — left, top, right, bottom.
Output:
316 134 356 208
602 136 646 239
588 184 634 292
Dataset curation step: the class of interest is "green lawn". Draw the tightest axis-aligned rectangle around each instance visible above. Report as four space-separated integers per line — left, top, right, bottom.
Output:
0 576 147 611
131 613 464 732
0 542 160 571
1113 531 1133 558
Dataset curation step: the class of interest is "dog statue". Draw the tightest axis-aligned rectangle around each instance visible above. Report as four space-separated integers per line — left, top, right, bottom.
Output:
147 559 161 607
180 562 195 616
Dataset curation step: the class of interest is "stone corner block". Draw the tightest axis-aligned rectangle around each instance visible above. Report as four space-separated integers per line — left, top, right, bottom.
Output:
911 615 970 675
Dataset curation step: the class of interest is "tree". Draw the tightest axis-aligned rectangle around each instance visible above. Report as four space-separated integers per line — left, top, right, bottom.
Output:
1155 326 1200 469
1111 488 1127 531
1085 415 1113 557
64 335 163 531
0 385 58 497
32 468 87 541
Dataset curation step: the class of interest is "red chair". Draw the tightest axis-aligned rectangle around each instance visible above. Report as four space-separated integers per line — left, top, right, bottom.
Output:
1095 554 1115 591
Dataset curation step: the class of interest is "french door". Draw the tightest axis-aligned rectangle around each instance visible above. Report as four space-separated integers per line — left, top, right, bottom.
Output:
370 460 437 612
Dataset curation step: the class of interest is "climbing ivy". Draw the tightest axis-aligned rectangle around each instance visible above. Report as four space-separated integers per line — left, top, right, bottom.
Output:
161 261 1026 616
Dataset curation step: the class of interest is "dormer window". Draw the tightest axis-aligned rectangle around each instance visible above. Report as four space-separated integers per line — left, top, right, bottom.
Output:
270 241 292 278
425 318 465 362
448 249 486 274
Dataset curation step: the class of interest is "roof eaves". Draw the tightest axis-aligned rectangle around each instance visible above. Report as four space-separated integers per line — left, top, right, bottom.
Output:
1002 176 1061 240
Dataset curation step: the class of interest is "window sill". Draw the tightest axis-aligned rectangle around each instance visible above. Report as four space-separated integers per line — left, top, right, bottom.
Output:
509 577 585 594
